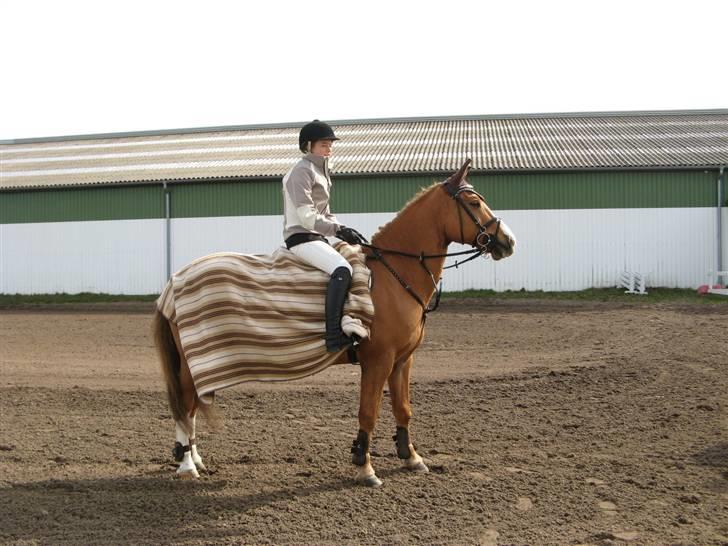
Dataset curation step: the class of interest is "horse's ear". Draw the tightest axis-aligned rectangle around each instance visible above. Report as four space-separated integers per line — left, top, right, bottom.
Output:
444 159 472 191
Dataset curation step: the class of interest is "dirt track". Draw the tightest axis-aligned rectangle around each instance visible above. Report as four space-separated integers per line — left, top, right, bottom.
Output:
1 299 727 545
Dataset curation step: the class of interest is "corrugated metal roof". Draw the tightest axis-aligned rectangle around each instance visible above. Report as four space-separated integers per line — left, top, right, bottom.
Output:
2 110 727 190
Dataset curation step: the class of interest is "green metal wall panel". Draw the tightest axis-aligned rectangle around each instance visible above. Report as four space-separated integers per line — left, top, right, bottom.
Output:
0 170 721 224
465 170 718 211
170 179 281 218
332 175 439 214
334 171 717 211
0 185 163 224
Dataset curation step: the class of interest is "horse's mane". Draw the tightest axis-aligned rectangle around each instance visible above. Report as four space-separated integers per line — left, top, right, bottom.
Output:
371 182 440 244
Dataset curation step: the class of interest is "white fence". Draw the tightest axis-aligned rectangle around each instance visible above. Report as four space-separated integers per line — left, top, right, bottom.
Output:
1 207 726 294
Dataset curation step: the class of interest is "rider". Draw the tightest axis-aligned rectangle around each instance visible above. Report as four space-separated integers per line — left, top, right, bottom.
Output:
282 120 368 352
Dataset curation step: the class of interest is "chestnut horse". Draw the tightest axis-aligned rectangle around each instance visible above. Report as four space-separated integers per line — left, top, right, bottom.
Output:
152 159 516 486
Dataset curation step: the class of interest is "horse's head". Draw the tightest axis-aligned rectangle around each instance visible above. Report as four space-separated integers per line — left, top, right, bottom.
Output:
441 159 516 261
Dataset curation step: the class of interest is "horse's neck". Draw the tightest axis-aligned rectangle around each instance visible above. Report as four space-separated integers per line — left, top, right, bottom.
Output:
372 190 448 303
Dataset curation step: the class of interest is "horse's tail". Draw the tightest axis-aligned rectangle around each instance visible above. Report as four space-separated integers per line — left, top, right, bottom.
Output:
152 310 187 424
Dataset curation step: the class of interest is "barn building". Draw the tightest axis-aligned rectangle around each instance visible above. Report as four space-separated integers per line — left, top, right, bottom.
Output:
1 109 727 295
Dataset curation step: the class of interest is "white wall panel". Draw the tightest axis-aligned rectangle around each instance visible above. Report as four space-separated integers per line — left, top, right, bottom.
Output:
0 224 4 294
344 208 718 291
170 215 284 272
719 208 728 285
437 208 717 291
170 213 397 273
340 209 716 291
1 219 165 294
1 207 724 294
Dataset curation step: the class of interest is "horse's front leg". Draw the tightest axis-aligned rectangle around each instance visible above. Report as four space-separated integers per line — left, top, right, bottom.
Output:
352 354 394 487
388 354 429 473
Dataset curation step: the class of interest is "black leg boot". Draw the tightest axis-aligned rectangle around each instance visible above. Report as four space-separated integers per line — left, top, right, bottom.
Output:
325 266 354 352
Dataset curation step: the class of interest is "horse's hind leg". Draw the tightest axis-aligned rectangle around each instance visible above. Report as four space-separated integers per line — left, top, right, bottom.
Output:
170 324 205 478
172 368 209 478
388 355 428 473
188 414 206 472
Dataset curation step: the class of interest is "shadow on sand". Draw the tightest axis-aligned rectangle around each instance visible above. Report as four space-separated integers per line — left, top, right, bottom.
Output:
0 465 405 544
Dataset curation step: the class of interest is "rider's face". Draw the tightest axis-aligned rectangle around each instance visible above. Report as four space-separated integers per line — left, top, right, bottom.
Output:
311 139 334 157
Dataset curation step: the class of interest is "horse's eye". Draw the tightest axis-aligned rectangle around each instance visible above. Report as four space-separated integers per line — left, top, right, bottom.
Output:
468 201 480 208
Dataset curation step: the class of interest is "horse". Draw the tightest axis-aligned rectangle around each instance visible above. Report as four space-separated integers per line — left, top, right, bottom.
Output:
152 158 516 486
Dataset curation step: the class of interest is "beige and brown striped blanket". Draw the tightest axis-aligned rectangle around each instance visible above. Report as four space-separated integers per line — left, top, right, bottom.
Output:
156 243 374 402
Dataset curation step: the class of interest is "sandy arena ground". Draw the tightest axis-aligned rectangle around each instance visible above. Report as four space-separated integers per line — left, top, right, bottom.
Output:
1 299 727 545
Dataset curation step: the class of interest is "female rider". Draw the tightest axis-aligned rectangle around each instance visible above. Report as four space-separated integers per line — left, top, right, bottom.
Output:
282 120 368 352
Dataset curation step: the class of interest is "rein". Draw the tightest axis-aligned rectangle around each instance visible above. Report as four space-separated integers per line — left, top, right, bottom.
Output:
362 185 506 318
363 245 454 316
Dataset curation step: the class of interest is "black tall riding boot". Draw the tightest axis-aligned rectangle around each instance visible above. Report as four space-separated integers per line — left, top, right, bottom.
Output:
325 266 353 352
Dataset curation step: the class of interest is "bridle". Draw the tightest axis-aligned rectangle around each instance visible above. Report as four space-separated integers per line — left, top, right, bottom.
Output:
448 183 505 256
362 184 509 318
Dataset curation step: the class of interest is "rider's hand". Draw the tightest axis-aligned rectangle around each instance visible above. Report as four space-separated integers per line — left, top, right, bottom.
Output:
336 226 367 245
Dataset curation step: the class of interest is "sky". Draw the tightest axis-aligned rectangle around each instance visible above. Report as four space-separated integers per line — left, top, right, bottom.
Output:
1 0 726 141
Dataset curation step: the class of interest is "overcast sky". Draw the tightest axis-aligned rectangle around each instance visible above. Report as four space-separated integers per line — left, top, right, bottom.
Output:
2 0 726 141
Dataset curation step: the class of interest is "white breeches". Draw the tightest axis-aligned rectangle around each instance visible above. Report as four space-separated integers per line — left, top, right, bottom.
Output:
289 240 352 276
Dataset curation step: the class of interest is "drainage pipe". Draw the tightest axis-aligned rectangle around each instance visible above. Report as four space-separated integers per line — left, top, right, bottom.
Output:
163 181 171 280
718 167 725 275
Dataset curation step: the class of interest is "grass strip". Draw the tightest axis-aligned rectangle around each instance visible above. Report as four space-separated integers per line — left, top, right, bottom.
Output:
1 288 726 306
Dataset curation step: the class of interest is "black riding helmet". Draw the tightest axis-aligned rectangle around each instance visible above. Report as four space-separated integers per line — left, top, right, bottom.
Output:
299 120 339 153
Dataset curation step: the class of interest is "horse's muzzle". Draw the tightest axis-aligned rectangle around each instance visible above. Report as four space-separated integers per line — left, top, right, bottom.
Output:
484 220 516 261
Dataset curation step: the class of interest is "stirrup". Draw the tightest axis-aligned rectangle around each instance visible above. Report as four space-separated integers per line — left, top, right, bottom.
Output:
341 315 369 340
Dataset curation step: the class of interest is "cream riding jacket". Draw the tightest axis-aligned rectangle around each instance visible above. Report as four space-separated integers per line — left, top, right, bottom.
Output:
282 153 341 240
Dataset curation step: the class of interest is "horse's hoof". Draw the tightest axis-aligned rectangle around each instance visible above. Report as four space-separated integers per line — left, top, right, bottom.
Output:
193 460 207 472
176 467 200 479
406 461 429 473
360 475 383 488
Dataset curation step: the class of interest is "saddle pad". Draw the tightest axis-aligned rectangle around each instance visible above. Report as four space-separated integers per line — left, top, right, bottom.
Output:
156 243 374 402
